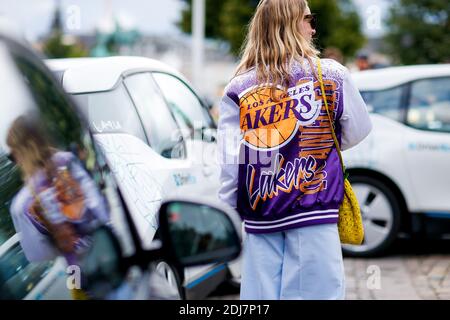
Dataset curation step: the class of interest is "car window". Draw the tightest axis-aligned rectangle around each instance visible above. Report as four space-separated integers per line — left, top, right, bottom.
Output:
152 72 214 139
72 85 148 143
168 203 236 259
407 77 450 132
0 240 53 299
360 86 404 122
0 45 57 300
124 73 185 159
0 156 20 247
0 41 132 299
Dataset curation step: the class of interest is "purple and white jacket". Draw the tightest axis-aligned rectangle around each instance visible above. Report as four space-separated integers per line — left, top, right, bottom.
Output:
218 59 372 234
10 152 109 264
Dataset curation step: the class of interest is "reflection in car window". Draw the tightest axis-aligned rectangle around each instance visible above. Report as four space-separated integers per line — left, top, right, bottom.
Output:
360 86 404 122
408 77 450 132
124 73 185 159
0 48 126 300
0 241 53 299
0 158 21 247
73 84 148 143
167 203 235 259
0 51 62 300
152 73 214 139
13 56 85 150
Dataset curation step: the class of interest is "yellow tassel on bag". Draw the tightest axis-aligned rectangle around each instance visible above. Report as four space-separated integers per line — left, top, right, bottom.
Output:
71 288 89 300
317 59 364 245
339 179 364 245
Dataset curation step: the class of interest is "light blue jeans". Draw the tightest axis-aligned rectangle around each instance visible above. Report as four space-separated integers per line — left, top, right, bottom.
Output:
240 223 345 300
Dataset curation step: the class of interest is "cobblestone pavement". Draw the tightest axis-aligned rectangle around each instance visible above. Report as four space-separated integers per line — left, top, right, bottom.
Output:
344 255 450 300
344 238 450 300
209 239 450 300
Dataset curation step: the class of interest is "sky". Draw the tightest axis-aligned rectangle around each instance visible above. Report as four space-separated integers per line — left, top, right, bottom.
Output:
0 0 185 41
0 0 391 42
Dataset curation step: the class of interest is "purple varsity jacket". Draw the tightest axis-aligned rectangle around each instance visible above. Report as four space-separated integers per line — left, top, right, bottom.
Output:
217 59 372 234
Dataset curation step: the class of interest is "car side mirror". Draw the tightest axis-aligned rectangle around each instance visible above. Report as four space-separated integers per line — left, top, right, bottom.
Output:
79 226 127 299
158 200 241 267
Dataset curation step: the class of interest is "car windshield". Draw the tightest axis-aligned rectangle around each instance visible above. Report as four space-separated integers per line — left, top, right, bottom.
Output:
72 85 148 143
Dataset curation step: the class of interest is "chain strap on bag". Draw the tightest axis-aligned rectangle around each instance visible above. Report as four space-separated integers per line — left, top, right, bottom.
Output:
317 58 364 245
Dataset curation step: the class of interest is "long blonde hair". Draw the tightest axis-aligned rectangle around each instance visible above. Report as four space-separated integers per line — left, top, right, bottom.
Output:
236 0 319 99
6 115 56 180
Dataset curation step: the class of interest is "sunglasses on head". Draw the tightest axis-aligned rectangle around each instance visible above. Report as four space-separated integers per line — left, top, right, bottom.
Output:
304 13 317 30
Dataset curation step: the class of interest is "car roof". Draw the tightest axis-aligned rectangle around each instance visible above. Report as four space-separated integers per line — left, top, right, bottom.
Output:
46 56 188 94
352 64 450 91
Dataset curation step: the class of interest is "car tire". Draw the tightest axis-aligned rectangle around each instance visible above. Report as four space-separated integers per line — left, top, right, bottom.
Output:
154 261 185 300
342 175 401 257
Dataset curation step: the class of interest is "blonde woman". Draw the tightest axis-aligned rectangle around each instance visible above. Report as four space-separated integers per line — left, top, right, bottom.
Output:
218 0 372 300
7 115 109 298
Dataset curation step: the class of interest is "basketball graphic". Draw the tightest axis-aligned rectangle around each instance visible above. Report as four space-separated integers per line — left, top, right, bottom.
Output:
240 86 297 149
239 81 322 151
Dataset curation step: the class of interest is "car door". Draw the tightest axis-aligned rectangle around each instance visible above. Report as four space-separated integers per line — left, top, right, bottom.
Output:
72 80 175 246
403 76 450 213
123 72 215 200
70 71 228 295
149 72 229 289
151 72 221 201
0 36 135 300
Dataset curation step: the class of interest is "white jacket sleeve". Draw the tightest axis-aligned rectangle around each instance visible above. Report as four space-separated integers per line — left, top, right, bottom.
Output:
340 69 373 151
217 94 241 210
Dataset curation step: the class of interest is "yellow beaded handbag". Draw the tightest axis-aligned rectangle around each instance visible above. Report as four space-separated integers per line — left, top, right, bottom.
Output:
317 59 364 245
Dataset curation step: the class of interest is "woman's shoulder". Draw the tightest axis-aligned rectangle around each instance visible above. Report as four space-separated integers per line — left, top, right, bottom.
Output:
319 58 349 80
10 186 31 220
225 68 257 93
319 58 345 68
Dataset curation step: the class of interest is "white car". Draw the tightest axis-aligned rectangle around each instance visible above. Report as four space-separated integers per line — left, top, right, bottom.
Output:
0 28 242 301
46 57 240 298
344 64 450 256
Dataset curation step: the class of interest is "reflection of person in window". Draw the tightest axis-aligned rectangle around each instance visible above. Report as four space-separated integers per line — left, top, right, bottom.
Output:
197 233 213 253
6 115 109 299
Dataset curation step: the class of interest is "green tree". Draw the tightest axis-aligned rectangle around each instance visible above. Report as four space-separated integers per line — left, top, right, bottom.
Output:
219 0 256 55
42 32 88 59
309 0 366 60
179 0 365 60
385 0 450 64
179 0 256 55
42 2 88 59
179 0 228 39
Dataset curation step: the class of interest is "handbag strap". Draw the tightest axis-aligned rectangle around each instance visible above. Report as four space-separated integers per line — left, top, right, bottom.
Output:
316 58 346 177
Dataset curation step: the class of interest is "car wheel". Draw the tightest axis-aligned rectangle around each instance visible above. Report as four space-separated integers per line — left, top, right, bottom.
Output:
154 261 185 300
342 175 401 257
